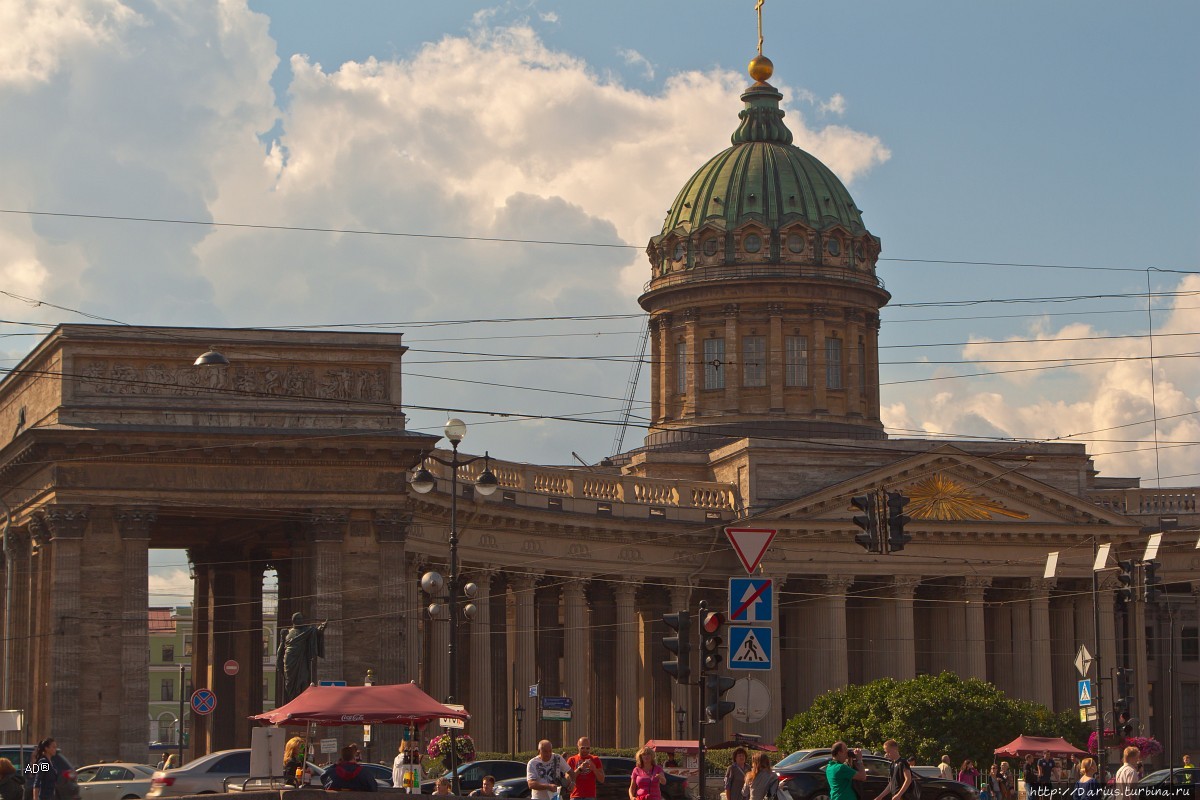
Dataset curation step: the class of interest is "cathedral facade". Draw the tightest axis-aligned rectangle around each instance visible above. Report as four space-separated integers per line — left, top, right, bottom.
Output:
0 60 1195 766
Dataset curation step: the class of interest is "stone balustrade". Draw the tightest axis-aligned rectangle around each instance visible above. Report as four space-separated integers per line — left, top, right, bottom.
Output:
427 452 740 521
1087 488 1199 521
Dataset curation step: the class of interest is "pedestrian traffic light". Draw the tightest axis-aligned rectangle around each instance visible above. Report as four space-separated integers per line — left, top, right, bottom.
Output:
886 491 912 552
851 494 880 553
662 610 692 685
700 610 724 672
1143 560 1162 603
703 673 736 723
1115 560 1135 609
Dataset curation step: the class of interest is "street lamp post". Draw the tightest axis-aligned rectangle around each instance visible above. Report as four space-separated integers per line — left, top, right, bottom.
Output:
411 419 498 796
364 669 374 764
675 707 686 741
513 704 525 761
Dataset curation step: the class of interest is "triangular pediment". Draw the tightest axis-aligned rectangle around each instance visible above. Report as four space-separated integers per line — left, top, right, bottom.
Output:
763 445 1138 530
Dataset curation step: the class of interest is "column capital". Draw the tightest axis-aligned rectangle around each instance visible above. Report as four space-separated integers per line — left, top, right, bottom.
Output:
115 507 157 540
38 505 90 540
820 575 854 594
613 579 642 604
307 510 349 542
963 576 992 591
888 576 919 599
508 571 541 593
767 303 784 317
1029 577 1055 597
373 510 410 544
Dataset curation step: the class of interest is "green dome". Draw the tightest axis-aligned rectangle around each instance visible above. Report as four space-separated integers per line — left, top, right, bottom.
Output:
654 82 868 243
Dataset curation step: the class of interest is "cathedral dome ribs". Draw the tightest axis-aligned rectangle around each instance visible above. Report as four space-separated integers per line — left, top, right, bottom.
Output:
639 63 889 448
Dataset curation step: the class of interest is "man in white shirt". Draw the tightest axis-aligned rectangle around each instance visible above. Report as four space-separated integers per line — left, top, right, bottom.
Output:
528 740 575 800
1114 746 1140 800
938 757 953 781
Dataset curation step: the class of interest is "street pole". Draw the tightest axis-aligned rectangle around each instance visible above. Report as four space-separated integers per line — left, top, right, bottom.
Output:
448 439 461 797
1091 536 1106 782
697 601 707 800
177 662 185 765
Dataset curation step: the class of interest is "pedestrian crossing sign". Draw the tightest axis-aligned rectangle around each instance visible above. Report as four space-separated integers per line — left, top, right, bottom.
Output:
729 626 772 671
1077 679 1092 707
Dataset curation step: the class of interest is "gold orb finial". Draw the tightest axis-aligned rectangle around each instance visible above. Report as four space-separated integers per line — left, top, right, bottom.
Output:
748 54 774 83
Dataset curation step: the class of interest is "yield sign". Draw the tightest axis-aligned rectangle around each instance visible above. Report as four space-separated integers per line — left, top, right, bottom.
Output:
725 527 777 574
1074 644 1093 678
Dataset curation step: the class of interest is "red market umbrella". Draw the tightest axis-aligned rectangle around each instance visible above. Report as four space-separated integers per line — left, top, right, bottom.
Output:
993 735 1088 757
253 682 470 727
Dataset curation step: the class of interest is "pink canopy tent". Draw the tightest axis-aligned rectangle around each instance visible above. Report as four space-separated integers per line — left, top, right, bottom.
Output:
993 735 1088 757
253 683 470 727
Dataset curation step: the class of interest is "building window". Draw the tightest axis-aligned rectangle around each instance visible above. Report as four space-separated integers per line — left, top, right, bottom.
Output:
742 336 766 387
703 338 725 390
183 635 192 657
162 645 174 663
676 341 687 394
1183 682 1200 745
785 336 808 387
826 337 843 389
1183 626 1199 661
161 679 174 702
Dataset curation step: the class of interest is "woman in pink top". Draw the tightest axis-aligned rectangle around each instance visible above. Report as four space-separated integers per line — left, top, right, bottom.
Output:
629 746 666 800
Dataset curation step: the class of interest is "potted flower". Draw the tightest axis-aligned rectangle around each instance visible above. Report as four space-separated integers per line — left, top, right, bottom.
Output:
428 733 477 765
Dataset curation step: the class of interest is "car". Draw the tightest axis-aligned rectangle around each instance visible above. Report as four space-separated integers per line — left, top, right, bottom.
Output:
421 760 527 794
0 746 81 800
494 756 687 800
76 764 157 800
227 760 390 792
1137 768 1198 799
912 768 940 781
147 749 252 796
775 751 834 774
776 755 979 800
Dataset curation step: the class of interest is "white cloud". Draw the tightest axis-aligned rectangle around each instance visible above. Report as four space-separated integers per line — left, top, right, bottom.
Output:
539 11 559 23
820 92 846 115
149 568 193 605
618 47 655 80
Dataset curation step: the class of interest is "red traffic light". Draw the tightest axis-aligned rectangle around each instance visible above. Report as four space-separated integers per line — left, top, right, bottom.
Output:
703 611 723 634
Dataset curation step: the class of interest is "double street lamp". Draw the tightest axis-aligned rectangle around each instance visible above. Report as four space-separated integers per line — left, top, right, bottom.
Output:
410 419 498 796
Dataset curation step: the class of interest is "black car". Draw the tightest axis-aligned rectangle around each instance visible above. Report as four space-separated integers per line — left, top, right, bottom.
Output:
1136 769 1198 799
420 760 528 795
777 756 978 800
0 746 81 800
494 756 687 800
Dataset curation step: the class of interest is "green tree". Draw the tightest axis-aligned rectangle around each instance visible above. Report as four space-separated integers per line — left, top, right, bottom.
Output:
777 673 1087 768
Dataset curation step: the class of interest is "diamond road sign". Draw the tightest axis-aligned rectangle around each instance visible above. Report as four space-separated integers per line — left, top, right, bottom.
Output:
1074 644 1093 678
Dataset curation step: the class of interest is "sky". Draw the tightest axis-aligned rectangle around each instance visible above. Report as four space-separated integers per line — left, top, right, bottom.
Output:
3 1 1199 604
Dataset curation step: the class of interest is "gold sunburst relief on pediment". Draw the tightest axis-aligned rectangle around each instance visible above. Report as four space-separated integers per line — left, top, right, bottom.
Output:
905 474 1030 521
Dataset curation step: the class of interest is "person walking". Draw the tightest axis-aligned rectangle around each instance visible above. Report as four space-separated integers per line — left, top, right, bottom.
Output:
938 757 953 781
568 738 605 800
1074 758 1101 800
1022 754 1038 799
1036 752 1054 795
529 740 575 800
985 765 1004 800
826 743 867 800
958 760 980 790
629 746 665 800
883 740 917 800
32 739 59 800
0 758 24 800
726 748 749 800
743 753 776 800
1114 746 1139 800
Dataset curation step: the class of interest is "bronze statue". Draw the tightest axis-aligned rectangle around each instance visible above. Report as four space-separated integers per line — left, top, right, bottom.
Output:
277 612 327 703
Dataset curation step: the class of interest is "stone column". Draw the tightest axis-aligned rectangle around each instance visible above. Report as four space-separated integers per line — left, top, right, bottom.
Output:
815 576 852 695
1011 594 1033 701
768 305 785 411
846 313 864 416
1131 584 1151 732
654 316 672 423
864 314 881 417
991 603 1013 696
948 593 968 676
309 511 347 687
468 570 495 751
667 584 691 738
963 577 991 681
403 554 424 684
374 512 408 685
41 506 88 758
4 530 30 725
1029 579 1055 708
428 561 451 703
511 574 539 751
536 580 563 743
1050 596 1076 712
188 556 211 760
683 309 700 416
812 317 828 410
1097 577 1119 697
890 577 917 680
563 576 590 744
723 304 740 412
614 581 641 748
116 508 155 761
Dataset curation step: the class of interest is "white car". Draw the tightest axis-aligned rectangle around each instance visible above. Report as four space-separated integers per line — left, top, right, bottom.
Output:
147 749 251 797
76 764 157 800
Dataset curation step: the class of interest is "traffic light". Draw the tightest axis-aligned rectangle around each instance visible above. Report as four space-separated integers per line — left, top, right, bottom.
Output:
886 491 912 552
1115 667 1134 718
703 673 736 723
1115 560 1135 609
1143 560 1162 603
851 494 880 553
700 610 724 672
662 610 692 684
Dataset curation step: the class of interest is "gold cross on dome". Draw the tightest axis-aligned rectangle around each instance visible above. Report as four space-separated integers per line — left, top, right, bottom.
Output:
756 0 765 55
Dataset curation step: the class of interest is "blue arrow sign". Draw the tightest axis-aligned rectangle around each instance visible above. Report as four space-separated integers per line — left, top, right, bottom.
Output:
190 688 217 716
729 578 773 623
1078 679 1092 707
728 627 772 671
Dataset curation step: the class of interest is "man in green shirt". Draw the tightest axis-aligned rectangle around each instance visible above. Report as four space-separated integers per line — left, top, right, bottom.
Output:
826 742 867 800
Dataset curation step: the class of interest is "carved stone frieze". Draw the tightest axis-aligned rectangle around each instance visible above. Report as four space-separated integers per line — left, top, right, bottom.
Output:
373 511 410 544
75 360 391 402
307 510 348 542
38 505 90 540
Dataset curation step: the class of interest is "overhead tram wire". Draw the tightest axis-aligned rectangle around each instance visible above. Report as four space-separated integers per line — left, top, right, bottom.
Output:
3 208 1197 275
